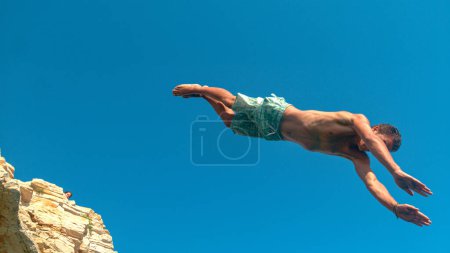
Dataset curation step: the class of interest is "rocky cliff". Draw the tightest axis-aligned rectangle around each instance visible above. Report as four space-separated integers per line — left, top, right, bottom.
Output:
0 156 117 253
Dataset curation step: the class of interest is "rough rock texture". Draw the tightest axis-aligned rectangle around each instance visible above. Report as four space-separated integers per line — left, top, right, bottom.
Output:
0 156 117 253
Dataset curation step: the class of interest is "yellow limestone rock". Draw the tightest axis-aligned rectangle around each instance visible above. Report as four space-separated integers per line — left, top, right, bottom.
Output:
0 156 117 253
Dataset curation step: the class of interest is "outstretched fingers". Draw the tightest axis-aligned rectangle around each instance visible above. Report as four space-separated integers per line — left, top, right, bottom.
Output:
397 204 431 227
411 179 433 196
414 211 432 226
396 173 433 197
407 209 431 226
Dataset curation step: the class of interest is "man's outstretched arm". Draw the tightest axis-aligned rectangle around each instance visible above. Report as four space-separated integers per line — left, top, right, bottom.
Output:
353 157 431 226
352 114 432 197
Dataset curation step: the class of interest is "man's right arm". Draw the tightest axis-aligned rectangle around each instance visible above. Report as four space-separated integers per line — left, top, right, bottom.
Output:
353 155 398 211
351 114 432 197
353 156 431 226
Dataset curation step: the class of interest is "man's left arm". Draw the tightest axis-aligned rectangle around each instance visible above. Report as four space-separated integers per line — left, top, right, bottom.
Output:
351 114 432 197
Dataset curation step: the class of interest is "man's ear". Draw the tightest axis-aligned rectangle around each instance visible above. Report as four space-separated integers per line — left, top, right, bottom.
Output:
372 125 380 132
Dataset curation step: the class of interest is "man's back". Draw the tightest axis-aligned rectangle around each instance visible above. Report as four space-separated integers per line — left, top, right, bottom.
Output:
281 106 363 158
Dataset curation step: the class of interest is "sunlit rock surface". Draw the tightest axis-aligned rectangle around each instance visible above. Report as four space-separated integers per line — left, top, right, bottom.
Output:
0 156 117 253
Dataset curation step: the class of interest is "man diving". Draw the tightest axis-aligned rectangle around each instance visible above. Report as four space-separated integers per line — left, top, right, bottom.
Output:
172 84 432 226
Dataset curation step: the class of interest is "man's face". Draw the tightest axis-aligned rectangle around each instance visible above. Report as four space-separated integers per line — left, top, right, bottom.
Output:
357 133 394 152
65 192 72 199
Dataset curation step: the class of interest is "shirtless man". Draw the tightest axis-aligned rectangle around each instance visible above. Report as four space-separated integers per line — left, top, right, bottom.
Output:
172 84 432 226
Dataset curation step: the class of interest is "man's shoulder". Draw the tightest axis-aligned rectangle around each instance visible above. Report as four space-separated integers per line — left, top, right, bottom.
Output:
351 113 369 122
333 111 361 126
338 112 371 129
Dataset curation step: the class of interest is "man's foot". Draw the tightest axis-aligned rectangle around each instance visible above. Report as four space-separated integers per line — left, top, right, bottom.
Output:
172 84 203 97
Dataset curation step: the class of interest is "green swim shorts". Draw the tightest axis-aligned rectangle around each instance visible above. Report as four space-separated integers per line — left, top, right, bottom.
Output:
230 93 291 141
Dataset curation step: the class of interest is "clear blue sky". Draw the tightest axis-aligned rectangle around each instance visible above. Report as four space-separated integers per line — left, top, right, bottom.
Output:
1 1 449 252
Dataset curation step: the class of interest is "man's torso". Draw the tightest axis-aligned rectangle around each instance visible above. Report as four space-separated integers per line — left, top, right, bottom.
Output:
280 106 366 160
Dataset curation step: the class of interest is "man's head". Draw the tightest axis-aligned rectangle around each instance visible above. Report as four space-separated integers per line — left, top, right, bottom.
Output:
357 124 402 152
64 191 73 199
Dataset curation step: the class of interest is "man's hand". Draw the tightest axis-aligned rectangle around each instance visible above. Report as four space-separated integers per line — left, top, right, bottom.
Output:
395 204 431 226
394 171 432 197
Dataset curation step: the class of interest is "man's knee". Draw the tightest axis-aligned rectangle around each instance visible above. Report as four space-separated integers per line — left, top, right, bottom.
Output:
225 96 236 108
221 110 234 128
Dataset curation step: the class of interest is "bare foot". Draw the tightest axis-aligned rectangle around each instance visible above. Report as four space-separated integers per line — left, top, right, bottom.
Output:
172 84 202 97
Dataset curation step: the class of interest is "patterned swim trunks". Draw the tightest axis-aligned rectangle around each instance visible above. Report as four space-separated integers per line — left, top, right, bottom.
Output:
230 93 291 141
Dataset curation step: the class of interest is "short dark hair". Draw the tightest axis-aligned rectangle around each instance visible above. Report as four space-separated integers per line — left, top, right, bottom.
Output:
373 124 402 152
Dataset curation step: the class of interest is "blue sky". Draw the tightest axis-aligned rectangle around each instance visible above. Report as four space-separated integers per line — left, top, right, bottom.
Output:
1 0 450 252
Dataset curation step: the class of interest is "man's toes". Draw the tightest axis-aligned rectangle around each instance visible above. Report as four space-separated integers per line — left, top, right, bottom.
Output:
172 87 184 96
172 85 188 96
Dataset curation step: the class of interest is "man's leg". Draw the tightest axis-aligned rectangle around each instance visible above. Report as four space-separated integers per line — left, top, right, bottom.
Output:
202 96 234 127
172 84 236 108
